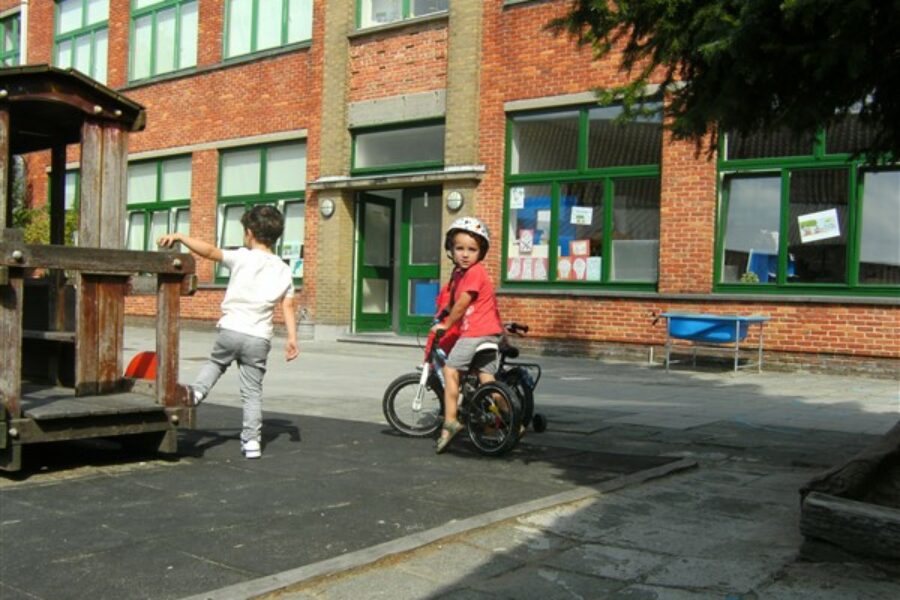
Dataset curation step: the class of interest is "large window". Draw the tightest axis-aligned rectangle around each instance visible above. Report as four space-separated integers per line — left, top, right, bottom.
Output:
1 13 20 66
504 104 662 287
130 0 197 82
357 0 448 29
126 156 192 252
55 0 108 83
352 121 444 173
218 143 306 280
225 0 312 58
717 121 900 293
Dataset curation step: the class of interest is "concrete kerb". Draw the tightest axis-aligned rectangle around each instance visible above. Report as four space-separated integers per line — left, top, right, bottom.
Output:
180 458 697 600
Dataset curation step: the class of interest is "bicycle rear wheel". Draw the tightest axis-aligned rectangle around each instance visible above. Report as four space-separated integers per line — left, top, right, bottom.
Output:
465 381 522 456
499 366 535 429
383 372 444 437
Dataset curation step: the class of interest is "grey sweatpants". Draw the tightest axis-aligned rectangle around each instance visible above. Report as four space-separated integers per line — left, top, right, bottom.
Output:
193 328 271 443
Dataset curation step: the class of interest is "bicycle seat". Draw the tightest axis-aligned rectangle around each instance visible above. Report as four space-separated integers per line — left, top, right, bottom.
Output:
474 341 499 354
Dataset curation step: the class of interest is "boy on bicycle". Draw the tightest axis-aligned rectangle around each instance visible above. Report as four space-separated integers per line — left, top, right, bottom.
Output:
157 205 298 459
431 216 504 453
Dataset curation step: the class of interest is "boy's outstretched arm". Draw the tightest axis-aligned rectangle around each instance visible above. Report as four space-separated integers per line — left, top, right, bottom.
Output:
157 233 224 262
282 295 299 361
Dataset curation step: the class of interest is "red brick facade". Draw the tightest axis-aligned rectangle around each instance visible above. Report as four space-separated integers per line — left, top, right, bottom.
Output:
6 0 898 370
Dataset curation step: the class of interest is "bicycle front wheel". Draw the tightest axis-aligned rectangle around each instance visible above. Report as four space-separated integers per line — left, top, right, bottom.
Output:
383 372 444 437
465 381 522 456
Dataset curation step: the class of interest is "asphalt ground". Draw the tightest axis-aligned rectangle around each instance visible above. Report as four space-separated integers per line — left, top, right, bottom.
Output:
1 325 898 599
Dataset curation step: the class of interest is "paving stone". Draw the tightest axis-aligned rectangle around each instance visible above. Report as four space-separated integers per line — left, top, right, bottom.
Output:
472 566 625 599
755 561 900 600
644 556 783 594
309 566 441 600
544 544 670 582
607 584 725 599
395 541 523 584
460 523 572 560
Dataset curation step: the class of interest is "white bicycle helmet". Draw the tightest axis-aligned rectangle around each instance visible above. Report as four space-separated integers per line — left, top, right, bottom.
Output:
444 216 491 260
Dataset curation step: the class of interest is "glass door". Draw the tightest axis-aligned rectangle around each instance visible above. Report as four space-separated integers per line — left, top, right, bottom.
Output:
355 193 395 331
398 187 442 334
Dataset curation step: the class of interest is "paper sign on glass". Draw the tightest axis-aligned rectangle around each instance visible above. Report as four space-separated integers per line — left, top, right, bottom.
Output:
798 208 841 243
569 239 590 256
570 206 593 225
519 229 534 254
510 187 525 210
586 256 602 281
536 210 551 232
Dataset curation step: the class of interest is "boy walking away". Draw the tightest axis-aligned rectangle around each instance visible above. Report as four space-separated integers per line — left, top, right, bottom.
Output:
157 205 298 459
431 217 504 454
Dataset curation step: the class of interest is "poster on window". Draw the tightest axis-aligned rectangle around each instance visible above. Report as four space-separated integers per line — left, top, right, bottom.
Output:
558 256 589 281
507 257 548 281
518 228 534 254
798 208 841 243
510 186 525 210
569 239 590 257
570 206 593 226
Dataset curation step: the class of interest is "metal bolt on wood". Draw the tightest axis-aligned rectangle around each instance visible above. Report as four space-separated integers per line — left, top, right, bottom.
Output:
11 250 23 262
173 258 182 269
8 428 18 439
93 105 103 114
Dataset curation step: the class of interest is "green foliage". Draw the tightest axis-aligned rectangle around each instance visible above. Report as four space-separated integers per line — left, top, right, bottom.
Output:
740 271 760 284
12 205 79 245
548 0 900 159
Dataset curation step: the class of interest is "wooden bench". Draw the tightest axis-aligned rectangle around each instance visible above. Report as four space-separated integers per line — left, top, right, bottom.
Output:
659 312 771 373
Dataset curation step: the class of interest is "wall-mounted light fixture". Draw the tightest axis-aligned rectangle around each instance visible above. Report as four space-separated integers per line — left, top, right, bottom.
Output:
320 198 335 218
446 190 464 212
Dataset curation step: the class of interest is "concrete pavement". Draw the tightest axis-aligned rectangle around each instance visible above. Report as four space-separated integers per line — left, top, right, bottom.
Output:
2 324 898 599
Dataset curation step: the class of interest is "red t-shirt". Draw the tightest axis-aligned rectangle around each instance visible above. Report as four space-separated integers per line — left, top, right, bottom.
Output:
452 263 503 338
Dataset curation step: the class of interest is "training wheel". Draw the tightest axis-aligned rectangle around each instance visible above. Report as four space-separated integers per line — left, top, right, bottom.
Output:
532 413 548 433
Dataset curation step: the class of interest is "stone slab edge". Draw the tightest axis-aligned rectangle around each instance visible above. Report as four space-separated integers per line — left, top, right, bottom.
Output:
180 457 697 600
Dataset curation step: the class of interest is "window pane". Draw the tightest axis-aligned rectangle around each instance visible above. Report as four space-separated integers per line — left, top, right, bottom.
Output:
721 176 781 283
220 204 246 248
354 124 444 169
412 0 448 17
134 0 162 9
155 8 176 74
727 129 815 160
150 210 170 247
56 39 73 68
287 0 312 42
175 208 190 235
511 111 579 174
266 144 306 192
73 34 92 76
126 212 146 250
409 278 440 316
409 190 441 264
221 149 261 196
64 172 79 210
58 0 83 34
227 0 252 57
256 0 281 51
364 202 391 268
127 162 158 204
588 104 662 168
283 201 305 277
859 171 900 284
179 1 198 67
826 114 880 155
132 15 152 80
161 157 192 200
361 0 402 28
506 185 551 281
86 0 109 25
557 182 603 282
788 169 849 284
94 28 108 83
610 178 660 282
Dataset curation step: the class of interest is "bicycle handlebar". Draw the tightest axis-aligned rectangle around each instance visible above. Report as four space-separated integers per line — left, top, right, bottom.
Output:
504 322 529 335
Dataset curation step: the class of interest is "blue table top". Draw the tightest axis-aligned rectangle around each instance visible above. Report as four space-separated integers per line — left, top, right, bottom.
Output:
660 312 771 323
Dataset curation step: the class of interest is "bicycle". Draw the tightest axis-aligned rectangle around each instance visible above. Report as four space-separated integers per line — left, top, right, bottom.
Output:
496 322 548 434
382 329 524 456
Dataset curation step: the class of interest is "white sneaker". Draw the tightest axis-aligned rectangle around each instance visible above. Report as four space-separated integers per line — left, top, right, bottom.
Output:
241 440 261 459
188 386 204 406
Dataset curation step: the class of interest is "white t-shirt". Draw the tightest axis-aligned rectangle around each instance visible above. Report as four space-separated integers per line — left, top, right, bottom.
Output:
218 248 294 340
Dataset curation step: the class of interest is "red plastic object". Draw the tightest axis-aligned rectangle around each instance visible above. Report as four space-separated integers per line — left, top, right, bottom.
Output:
125 351 157 380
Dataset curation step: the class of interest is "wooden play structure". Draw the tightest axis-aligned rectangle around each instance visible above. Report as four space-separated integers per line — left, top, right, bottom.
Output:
0 65 197 472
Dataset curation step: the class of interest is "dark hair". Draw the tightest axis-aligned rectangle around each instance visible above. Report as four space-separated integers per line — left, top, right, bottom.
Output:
240 205 284 248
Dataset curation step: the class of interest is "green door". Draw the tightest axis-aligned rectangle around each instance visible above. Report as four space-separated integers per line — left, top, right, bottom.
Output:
355 193 395 332
398 187 442 335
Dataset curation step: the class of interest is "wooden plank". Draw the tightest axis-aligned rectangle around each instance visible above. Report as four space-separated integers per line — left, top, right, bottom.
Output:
0 109 9 228
0 242 196 275
75 274 99 396
0 269 23 419
79 121 102 248
96 275 127 394
156 275 181 407
100 125 127 247
23 391 164 420
800 491 900 560
22 330 76 342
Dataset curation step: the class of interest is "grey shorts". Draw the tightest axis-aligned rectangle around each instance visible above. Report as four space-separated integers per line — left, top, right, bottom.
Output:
446 335 502 374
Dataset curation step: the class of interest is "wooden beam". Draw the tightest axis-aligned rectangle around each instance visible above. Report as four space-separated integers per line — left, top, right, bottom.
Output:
0 242 195 274
0 268 23 419
156 274 182 407
0 110 9 229
79 121 102 248
100 125 127 247
801 491 900 560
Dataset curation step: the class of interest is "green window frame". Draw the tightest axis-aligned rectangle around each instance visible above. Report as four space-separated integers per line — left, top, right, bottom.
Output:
224 0 313 59
716 119 900 296
351 120 445 175
217 142 307 282
356 0 448 29
1 12 20 66
125 156 192 252
55 0 109 83
129 0 198 82
503 103 663 290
